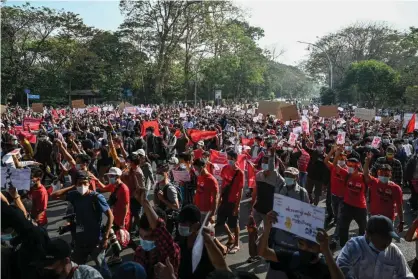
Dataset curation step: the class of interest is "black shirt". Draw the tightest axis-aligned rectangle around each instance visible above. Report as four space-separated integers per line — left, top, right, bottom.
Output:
274 250 331 279
178 237 215 279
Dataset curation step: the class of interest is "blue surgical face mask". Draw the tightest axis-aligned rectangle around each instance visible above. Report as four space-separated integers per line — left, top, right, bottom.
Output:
228 160 235 166
261 163 269 171
76 164 82 170
284 177 295 186
348 167 355 174
178 225 192 237
109 177 117 184
344 146 352 152
140 239 156 252
378 176 389 184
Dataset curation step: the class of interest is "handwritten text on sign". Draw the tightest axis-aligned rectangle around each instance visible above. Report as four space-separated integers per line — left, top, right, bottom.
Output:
1 167 31 191
171 170 191 182
272 193 325 243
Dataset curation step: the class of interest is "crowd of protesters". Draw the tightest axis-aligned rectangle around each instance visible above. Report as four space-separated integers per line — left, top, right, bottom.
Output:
1 101 417 279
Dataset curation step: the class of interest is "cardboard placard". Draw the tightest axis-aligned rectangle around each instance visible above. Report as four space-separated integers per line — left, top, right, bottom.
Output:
355 108 375 121
336 131 346 145
371 136 381 148
31 103 43 113
0 105 7 114
318 105 338 118
257 101 293 119
288 132 299 146
71 99 85 108
280 105 300 121
118 102 133 110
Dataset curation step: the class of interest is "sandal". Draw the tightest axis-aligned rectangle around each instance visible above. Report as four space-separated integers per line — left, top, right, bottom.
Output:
228 246 240 254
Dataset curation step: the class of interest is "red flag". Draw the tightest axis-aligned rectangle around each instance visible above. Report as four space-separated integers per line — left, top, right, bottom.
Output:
241 138 255 147
141 120 161 136
406 113 416 133
18 131 37 144
247 162 256 189
188 129 217 143
209 149 227 164
174 129 182 138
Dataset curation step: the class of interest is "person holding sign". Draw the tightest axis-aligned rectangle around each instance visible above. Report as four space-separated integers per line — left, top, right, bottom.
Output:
364 152 404 231
259 210 344 279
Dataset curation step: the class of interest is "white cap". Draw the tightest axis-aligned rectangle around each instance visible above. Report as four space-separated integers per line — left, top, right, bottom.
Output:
168 157 179 165
132 149 146 157
197 140 204 146
105 167 122 176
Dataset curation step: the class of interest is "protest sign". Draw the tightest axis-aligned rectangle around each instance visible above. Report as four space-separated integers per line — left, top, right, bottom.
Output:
192 212 211 272
301 119 309 134
1 167 31 191
31 103 43 113
302 109 308 116
336 131 346 145
258 101 292 119
23 117 42 130
180 112 187 118
371 136 381 148
280 105 300 121
318 106 338 118
141 121 161 136
118 102 132 110
355 108 375 121
288 132 298 146
272 193 325 243
292 126 302 135
71 99 85 108
0 104 7 114
124 106 137 114
374 116 382 122
172 170 191 182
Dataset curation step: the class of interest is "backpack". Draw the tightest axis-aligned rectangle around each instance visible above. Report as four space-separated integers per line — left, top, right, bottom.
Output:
162 183 183 209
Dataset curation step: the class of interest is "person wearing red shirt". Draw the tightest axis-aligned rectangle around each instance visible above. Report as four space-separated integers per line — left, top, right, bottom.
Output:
217 150 244 254
364 152 404 231
324 146 347 243
334 150 368 247
193 140 205 160
94 167 130 265
192 158 219 223
202 151 214 175
29 168 48 227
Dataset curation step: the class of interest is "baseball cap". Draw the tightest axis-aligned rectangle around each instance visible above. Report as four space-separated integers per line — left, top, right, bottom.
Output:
105 167 122 177
168 157 179 165
284 167 299 176
178 204 201 224
133 149 146 157
197 140 204 146
42 239 71 267
74 170 89 182
112 261 147 279
366 215 400 241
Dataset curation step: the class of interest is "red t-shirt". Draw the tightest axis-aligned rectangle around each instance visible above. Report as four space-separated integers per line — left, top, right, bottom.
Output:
106 183 131 229
220 165 244 203
207 161 215 175
193 149 204 160
329 165 346 198
194 173 219 212
339 169 367 208
368 177 402 220
29 184 48 226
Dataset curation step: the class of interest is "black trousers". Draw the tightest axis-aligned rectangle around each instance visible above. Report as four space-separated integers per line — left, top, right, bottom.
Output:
325 183 333 218
339 202 367 247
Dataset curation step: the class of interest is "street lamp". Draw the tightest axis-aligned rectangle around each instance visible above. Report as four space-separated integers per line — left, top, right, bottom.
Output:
297 40 333 89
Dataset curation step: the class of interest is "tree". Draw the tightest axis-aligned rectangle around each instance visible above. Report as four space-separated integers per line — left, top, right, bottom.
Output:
341 60 399 107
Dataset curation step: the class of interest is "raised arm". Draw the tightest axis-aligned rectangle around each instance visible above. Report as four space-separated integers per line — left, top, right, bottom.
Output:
56 140 76 167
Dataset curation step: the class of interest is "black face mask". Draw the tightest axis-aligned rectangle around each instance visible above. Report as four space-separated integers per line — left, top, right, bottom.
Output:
299 250 318 265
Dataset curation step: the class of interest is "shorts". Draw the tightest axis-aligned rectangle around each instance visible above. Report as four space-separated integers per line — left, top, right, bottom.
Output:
130 198 142 217
216 202 239 229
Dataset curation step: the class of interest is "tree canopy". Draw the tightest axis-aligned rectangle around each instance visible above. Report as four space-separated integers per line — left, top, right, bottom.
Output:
1 1 318 106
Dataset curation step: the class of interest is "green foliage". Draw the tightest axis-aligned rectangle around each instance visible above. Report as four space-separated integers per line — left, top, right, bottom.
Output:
320 87 336 105
305 23 418 107
342 60 399 107
2 1 316 105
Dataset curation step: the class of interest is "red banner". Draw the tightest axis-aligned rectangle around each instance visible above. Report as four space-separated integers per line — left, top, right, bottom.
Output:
241 138 254 147
247 162 256 189
209 149 227 164
188 129 217 143
23 117 42 131
141 120 161 136
19 131 37 144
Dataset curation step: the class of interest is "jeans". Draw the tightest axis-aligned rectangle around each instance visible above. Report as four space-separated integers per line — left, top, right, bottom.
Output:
299 172 308 188
331 195 344 238
339 203 367 247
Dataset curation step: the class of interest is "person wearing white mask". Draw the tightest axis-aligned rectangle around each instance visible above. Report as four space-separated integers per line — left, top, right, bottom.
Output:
154 164 181 236
50 170 114 275
267 167 310 279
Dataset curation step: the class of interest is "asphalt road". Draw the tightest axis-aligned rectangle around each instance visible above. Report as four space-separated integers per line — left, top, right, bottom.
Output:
45 188 417 278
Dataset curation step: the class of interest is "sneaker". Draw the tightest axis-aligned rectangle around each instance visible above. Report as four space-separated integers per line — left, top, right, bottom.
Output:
246 256 261 263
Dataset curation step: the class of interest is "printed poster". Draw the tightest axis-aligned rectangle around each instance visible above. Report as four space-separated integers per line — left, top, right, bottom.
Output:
272 193 325 243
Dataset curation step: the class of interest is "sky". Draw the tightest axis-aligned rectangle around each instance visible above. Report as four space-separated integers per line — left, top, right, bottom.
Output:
7 0 418 66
